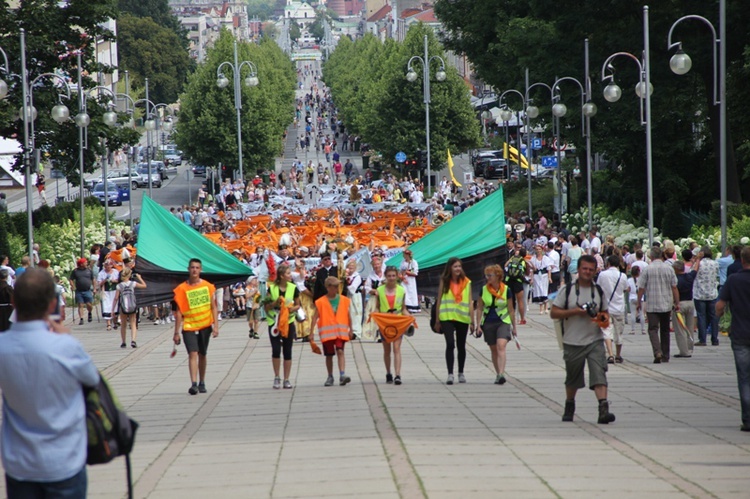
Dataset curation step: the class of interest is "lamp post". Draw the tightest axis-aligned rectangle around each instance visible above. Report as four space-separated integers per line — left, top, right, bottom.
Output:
524 70 557 218
601 6 654 246
86 85 118 239
18 29 73 264
667 0 726 251
153 102 174 165
499 89 525 184
551 39 598 227
406 34 447 196
217 40 259 183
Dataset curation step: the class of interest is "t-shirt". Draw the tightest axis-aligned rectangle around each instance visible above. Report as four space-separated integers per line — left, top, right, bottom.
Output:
567 247 583 274
173 279 216 331
553 283 608 346
718 269 750 346
596 268 627 315
69 268 93 292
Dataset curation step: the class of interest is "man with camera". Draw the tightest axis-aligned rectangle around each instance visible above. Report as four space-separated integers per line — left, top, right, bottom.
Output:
551 254 615 424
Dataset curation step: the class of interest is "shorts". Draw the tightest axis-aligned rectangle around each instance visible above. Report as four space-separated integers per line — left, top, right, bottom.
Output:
482 321 512 345
183 327 212 356
604 315 625 345
563 340 608 390
322 338 347 356
75 290 93 304
507 280 524 296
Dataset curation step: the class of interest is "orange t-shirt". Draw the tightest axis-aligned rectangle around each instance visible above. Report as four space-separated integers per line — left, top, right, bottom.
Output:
173 279 216 331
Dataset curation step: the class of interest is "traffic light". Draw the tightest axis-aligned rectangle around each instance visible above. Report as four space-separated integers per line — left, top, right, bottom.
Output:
404 159 417 168
416 150 428 170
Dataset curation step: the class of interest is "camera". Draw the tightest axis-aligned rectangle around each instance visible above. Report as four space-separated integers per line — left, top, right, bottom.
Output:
580 302 599 318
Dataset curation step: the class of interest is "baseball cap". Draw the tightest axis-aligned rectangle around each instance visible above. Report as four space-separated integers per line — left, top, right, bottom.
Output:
77 257 88 266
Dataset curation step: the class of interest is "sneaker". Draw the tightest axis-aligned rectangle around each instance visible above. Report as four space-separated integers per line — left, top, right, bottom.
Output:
249 329 254 338
88 312 93 323
120 342 126 349
160 319 166 325
273 377 281 389
154 319 160 326
496 374 507 385
218 314 223 321
446 374 454 385
188 384 199 395
695 342 707 346
458 373 466 383
198 382 207 393
386 373 393 384
394 375 402 385
339 375 351 386
283 380 293 389
252 332 259 339
324 375 334 387
131 341 137 348
79 318 84 326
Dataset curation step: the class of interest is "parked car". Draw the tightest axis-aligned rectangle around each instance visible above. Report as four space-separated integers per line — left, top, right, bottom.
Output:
470 150 503 168
164 149 183 167
92 182 126 206
192 165 207 177
136 166 163 188
88 168 142 191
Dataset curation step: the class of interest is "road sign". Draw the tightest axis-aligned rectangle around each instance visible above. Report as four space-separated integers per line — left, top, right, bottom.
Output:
395 151 406 163
532 138 542 150
542 156 559 168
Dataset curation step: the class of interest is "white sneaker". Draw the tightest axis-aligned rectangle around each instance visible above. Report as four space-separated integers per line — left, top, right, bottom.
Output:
218 314 223 321
160 319 165 325
154 319 160 325
458 373 467 383
446 374 454 385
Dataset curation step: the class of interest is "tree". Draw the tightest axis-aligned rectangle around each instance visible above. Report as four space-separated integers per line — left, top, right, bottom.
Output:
247 0 276 21
289 20 301 42
116 13 194 105
117 0 188 49
434 0 750 223
175 31 296 178
0 0 139 184
309 10 332 43
324 25 481 167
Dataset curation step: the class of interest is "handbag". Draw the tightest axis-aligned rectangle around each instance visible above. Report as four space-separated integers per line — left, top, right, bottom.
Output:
430 301 442 334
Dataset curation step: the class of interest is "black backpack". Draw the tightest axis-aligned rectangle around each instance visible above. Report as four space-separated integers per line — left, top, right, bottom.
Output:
85 373 139 498
430 300 441 334
505 256 525 281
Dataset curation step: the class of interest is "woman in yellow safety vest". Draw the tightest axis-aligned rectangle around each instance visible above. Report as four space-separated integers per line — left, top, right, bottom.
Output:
435 257 475 385
378 266 410 385
476 264 517 385
264 264 301 390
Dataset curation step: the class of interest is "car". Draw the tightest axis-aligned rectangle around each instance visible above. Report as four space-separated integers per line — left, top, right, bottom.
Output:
471 150 503 168
138 161 167 180
88 168 142 191
92 182 125 206
164 149 183 167
192 165 207 177
136 166 163 188
475 158 508 179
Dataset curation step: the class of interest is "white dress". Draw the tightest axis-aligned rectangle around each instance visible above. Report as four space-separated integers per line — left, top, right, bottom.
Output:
531 255 553 303
346 273 364 338
97 269 120 319
399 259 420 311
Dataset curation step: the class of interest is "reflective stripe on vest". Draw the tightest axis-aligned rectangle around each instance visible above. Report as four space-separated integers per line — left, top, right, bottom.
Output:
181 284 213 331
378 285 405 313
438 281 472 323
315 294 351 342
266 283 297 325
481 285 511 325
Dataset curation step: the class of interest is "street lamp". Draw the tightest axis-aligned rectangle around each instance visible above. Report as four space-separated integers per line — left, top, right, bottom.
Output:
499 89 524 184
87 86 119 239
17 29 74 264
217 40 259 183
667 0 726 251
551 39 597 228
525 70 557 218
406 34 447 196
601 6 654 247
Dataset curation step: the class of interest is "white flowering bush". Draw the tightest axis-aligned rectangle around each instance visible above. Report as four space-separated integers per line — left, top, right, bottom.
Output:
562 205 661 247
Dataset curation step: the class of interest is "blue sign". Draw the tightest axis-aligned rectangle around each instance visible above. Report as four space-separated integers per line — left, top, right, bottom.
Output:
542 156 559 168
532 138 542 150
395 151 407 163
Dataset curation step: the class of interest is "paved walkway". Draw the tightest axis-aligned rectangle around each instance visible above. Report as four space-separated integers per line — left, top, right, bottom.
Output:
1 308 748 498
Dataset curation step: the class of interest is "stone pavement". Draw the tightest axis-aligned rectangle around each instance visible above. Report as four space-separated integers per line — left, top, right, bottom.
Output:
1 307 748 498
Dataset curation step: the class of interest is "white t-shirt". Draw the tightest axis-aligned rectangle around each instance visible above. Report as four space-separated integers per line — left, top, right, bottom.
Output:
597 267 627 315
545 250 561 273
631 260 648 275
626 277 639 302
590 236 602 253
580 239 591 254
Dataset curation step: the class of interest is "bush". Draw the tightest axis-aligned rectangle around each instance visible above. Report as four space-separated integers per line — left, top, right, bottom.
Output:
503 180 554 216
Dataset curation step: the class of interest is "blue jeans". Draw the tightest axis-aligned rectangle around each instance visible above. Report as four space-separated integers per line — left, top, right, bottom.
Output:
6 466 86 499
695 299 719 344
732 343 750 428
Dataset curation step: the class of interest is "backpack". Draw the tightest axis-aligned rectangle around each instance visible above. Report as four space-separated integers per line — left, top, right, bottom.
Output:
118 281 137 315
85 373 139 498
505 256 525 281
430 300 441 334
555 282 604 338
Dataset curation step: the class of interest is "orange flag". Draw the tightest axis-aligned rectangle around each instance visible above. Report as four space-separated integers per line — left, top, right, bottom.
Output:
309 336 322 354
369 313 416 343
277 300 289 338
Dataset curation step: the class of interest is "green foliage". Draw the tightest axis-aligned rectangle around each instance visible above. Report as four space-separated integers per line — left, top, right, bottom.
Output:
117 0 188 48
117 13 194 105
503 181 555 217
309 11 331 43
247 0 277 21
434 0 750 218
0 0 121 186
176 31 296 178
324 25 481 167
728 216 750 243
289 20 302 42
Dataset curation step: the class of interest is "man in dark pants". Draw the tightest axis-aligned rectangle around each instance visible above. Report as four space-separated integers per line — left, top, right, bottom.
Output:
637 246 679 363
716 246 750 432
